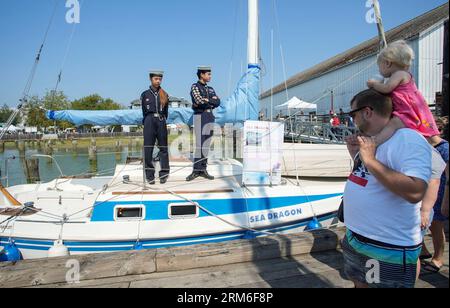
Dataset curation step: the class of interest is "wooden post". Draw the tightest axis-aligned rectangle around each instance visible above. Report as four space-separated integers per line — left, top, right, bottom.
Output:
89 158 98 174
115 140 122 161
17 140 25 153
24 158 40 184
88 145 97 161
0 141 4 154
44 142 53 164
89 145 98 173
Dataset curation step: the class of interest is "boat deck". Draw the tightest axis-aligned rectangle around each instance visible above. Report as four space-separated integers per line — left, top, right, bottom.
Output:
102 159 346 198
0 227 447 288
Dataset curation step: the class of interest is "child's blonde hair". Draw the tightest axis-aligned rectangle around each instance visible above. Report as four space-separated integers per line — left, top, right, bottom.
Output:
377 40 415 69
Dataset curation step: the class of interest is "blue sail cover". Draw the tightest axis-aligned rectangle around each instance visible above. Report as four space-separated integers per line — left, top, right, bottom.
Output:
215 65 260 126
47 66 260 127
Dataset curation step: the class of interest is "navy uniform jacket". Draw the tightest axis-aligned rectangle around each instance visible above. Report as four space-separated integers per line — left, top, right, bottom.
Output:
141 87 169 120
190 82 221 114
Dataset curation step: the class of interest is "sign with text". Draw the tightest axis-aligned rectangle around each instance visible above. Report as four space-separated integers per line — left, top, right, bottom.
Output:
243 121 284 186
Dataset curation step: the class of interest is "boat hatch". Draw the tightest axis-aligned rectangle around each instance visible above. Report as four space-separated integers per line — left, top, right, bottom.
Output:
114 205 145 221
168 203 199 220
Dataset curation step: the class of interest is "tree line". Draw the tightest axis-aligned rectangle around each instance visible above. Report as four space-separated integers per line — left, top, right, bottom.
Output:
2 91 123 131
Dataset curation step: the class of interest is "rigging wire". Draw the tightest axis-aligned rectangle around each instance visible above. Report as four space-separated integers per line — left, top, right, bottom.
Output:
50 0 85 120
271 0 300 185
0 0 59 141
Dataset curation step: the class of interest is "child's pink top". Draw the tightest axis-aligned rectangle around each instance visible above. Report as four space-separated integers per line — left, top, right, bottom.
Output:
391 74 440 138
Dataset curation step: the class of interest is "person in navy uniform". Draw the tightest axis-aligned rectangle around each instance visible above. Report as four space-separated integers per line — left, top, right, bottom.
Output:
141 70 170 185
186 66 221 182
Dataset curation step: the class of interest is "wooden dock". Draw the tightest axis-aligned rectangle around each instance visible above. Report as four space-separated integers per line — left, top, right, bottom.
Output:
0 227 447 288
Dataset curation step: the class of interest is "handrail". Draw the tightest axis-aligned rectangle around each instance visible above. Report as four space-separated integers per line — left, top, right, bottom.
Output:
0 183 22 207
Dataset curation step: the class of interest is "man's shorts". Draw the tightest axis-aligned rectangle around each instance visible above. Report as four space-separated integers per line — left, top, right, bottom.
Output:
342 230 422 288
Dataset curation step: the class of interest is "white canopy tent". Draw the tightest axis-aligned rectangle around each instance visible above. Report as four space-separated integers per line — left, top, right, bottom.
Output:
5 125 18 132
275 97 317 111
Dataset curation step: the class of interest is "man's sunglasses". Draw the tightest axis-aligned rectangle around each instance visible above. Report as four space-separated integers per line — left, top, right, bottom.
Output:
347 106 374 118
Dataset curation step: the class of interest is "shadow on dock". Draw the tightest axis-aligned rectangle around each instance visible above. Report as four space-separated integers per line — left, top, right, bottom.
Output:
248 229 349 288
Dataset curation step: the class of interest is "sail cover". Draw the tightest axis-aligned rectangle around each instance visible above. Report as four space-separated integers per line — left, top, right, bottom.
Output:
47 66 260 127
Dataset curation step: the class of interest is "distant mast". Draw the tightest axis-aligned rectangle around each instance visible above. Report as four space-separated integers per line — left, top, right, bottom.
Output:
248 0 259 67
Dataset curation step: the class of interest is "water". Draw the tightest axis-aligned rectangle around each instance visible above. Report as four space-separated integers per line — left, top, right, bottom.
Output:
0 141 144 187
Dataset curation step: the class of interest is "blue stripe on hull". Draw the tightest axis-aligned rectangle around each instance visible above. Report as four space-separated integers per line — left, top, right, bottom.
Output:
91 193 342 222
1 213 338 254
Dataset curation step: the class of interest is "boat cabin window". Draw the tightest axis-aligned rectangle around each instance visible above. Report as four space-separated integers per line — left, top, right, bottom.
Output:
114 205 145 221
169 203 199 219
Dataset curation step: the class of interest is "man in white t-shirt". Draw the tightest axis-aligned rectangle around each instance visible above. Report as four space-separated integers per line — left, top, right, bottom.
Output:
342 89 431 289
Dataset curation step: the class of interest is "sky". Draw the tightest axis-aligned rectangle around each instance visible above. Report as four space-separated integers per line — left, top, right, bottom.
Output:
0 0 448 108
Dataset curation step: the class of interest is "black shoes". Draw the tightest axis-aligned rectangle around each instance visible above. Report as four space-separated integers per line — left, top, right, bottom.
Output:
186 171 214 182
201 171 214 180
186 172 201 182
147 177 169 185
160 175 169 185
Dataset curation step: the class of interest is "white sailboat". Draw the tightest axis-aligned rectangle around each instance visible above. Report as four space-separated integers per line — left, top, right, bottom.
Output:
0 0 345 261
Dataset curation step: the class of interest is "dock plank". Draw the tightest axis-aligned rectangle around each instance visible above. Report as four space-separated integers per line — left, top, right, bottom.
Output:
1 227 448 289
0 250 157 288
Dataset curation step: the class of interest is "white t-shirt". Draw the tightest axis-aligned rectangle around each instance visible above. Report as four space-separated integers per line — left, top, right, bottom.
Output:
344 129 432 247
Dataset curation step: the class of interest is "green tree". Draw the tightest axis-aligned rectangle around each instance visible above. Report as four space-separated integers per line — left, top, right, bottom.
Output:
70 94 124 132
42 91 72 130
23 96 47 130
0 104 21 126
71 94 123 111
24 91 72 130
23 92 124 131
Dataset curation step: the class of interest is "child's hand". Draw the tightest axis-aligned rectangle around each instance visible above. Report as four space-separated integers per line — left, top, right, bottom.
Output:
367 79 380 89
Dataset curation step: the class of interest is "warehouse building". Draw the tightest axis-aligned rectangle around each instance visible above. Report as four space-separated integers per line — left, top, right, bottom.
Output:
260 3 449 116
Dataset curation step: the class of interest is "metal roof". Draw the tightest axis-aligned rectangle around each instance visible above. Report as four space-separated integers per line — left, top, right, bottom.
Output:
261 3 449 99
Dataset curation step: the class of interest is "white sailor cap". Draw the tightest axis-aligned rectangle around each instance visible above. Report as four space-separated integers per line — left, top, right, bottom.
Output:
149 70 164 77
197 66 212 72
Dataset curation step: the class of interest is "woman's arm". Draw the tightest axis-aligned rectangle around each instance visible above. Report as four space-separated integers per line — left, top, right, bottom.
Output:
421 179 440 229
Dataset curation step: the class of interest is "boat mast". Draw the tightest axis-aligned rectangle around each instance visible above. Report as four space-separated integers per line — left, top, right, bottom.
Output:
372 0 387 50
248 0 259 66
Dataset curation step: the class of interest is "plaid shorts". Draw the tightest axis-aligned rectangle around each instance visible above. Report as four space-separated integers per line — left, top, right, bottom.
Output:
342 230 422 288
